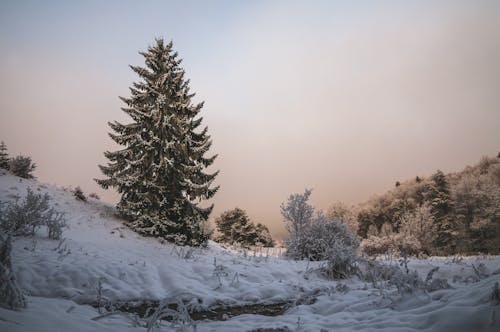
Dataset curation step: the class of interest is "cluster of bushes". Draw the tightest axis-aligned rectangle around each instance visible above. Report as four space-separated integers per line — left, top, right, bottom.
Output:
214 208 274 247
281 189 359 279
0 141 37 179
0 188 67 240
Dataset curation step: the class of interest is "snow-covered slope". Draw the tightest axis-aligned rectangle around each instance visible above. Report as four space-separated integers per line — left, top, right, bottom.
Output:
0 172 499 331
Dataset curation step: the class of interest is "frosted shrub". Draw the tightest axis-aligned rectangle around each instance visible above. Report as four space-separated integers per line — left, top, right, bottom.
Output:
360 260 450 296
45 210 67 240
0 188 67 239
9 155 36 179
360 233 421 257
1 188 50 236
73 186 87 201
281 190 359 279
360 235 392 256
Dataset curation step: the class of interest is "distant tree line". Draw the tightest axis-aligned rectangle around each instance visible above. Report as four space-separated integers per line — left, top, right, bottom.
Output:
354 155 500 255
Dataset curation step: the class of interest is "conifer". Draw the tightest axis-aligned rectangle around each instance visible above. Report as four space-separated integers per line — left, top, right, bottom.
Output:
96 39 218 246
0 141 9 170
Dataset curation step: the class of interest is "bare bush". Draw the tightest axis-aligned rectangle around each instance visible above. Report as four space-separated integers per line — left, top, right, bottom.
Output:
46 210 67 240
359 259 449 296
0 188 67 239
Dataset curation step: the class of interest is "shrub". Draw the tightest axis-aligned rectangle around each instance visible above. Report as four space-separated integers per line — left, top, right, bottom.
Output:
88 192 100 200
0 188 67 239
360 234 421 257
45 210 67 240
73 186 87 201
9 156 36 179
281 190 359 279
303 214 359 279
360 235 392 256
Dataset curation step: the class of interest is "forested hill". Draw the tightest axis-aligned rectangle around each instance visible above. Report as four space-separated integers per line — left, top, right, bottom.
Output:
355 155 500 255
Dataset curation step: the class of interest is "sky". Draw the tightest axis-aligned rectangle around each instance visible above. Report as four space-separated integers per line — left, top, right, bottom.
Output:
1 0 499 239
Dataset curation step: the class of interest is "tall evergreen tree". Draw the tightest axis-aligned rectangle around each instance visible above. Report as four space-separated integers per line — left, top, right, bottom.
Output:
0 141 9 170
96 39 218 246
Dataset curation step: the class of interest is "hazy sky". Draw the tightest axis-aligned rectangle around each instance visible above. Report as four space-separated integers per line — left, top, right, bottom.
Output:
1 0 499 238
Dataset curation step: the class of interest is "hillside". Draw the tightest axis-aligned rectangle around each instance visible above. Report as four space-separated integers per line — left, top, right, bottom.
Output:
0 172 499 331
355 156 500 255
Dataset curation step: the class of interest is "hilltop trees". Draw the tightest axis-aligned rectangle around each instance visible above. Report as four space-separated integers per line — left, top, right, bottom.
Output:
356 156 500 255
9 156 36 179
96 39 218 246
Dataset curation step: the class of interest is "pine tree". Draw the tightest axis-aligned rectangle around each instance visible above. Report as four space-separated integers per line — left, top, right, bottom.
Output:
215 208 274 247
0 141 9 170
425 170 456 253
96 39 218 246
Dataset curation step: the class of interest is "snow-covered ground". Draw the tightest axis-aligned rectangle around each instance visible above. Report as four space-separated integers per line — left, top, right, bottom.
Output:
0 172 499 332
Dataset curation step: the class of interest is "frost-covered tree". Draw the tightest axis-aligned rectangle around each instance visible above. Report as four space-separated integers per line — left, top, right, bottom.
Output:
398 203 435 253
425 170 456 252
0 141 9 170
280 189 314 257
96 39 218 246
327 201 358 233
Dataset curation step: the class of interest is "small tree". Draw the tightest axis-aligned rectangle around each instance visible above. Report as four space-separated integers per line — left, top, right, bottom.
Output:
254 223 274 247
0 141 9 170
9 156 36 179
280 189 314 258
215 208 273 247
398 203 435 254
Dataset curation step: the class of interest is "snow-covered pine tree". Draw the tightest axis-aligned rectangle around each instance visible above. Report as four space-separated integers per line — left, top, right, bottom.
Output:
425 170 456 253
0 141 9 170
96 39 218 246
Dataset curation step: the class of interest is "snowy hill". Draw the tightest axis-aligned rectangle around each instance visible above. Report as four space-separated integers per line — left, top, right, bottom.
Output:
0 172 499 332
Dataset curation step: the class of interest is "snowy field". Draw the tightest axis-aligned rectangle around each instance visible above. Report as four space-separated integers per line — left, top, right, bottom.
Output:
0 173 499 332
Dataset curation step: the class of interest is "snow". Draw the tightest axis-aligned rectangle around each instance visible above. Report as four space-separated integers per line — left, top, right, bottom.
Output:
0 172 499 331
